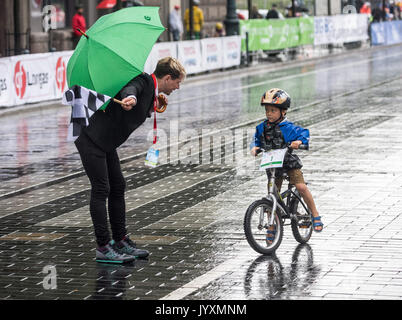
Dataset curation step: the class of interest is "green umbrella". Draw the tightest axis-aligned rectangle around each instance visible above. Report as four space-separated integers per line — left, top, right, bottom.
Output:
67 6 165 110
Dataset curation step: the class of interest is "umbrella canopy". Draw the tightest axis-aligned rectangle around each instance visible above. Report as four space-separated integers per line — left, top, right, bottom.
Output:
67 6 165 109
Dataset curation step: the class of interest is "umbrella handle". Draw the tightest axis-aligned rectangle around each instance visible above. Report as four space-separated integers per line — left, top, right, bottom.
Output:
113 98 125 106
76 28 89 39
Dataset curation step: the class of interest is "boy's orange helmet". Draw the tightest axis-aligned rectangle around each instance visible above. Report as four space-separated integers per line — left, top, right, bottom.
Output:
261 88 291 110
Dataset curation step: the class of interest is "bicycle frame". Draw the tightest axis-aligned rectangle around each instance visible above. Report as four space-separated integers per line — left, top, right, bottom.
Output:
261 167 311 228
257 144 310 228
263 167 287 227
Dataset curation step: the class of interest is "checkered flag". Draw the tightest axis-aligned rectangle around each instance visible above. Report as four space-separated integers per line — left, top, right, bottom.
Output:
62 85 111 141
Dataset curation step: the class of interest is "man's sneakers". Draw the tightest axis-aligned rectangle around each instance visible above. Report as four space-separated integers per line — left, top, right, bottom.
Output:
96 236 149 264
113 236 149 259
96 243 135 264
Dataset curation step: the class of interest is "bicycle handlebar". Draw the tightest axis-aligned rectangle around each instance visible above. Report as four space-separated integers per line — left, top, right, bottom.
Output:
255 144 309 154
298 144 309 150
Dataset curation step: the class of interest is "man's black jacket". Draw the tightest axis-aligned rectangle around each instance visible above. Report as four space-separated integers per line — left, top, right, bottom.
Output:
82 73 155 152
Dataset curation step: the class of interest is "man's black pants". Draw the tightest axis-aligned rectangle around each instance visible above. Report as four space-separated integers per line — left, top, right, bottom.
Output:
75 132 127 247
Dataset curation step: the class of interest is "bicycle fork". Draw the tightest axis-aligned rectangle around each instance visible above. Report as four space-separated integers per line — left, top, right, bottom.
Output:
258 193 277 229
259 172 278 228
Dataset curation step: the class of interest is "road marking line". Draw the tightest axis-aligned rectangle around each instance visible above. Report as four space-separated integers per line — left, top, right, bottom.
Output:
160 256 251 300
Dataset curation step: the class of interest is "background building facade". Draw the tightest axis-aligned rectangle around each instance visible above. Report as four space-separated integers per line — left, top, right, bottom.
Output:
0 0 230 57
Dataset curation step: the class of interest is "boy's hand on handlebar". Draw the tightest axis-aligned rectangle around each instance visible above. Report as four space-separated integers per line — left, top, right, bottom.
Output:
251 147 261 156
290 140 303 149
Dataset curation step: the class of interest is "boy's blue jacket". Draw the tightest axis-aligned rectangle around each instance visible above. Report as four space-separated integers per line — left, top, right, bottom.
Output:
250 118 310 150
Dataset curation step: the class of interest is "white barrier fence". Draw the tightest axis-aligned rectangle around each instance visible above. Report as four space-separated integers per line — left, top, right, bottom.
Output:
314 14 369 45
0 36 241 108
144 35 241 74
0 51 74 107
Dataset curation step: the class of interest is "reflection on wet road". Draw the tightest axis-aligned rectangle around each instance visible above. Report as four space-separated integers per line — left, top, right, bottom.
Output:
1 45 402 299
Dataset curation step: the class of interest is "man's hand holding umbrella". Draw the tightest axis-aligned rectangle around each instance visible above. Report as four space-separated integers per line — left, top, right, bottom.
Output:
121 96 137 111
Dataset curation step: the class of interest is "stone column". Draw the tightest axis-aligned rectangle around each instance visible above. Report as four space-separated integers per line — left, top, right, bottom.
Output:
0 0 15 56
14 0 31 54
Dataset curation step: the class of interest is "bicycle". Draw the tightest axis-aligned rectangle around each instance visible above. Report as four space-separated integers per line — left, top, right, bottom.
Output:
244 144 313 255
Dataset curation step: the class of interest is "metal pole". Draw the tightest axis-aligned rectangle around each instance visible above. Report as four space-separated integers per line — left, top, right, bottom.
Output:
224 0 239 36
248 0 252 19
189 0 194 39
245 31 250 66
383 0 386 21
328 0 333 53
291 0 296 17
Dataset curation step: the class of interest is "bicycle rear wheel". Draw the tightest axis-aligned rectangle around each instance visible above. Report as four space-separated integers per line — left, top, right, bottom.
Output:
244 198 283 255
290 196 313 244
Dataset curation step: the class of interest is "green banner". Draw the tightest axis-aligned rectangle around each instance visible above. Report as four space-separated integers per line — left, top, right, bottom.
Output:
240 17 314 51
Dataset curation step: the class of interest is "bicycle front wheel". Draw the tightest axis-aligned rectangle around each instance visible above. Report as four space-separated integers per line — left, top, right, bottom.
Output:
244 199 283 255
290 196 313 244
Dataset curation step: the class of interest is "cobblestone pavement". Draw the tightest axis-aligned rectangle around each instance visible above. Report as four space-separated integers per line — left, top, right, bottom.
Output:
1 45 402 300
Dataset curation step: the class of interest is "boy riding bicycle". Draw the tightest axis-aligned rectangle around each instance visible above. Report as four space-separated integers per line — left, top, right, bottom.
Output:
250 88 323 234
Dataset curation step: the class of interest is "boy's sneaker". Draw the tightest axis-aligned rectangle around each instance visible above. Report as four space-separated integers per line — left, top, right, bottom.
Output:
113 236 149 259
96 243 135 264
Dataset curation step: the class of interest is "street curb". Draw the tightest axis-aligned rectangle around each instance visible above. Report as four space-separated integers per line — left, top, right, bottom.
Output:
1 42 402 118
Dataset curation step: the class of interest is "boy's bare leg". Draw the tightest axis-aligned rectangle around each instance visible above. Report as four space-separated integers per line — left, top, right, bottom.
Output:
294 183 323 231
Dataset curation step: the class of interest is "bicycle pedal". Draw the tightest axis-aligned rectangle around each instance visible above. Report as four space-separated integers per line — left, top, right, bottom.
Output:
299 222 311 227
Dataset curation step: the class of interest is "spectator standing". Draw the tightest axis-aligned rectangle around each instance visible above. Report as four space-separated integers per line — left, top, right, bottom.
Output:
214 22 225 37
266 3 280 19
74 58 186 264
250 5 263 19
184 0 204 40
359 1 372 18
285 5 294 18
389 1 400 19
72 5 86 48
371 3 383 22
169 5 183 41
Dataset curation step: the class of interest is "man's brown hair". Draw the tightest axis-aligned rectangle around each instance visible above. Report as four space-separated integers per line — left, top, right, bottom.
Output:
154 57 186 80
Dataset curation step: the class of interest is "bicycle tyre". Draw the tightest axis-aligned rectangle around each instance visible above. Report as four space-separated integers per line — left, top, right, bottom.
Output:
244 198 283 255
290 196 313 244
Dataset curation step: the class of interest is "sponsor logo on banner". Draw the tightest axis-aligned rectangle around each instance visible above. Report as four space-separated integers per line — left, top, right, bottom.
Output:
201 38 223 71
226 40 239 59
184 46 197 66
222 36 241 68
157 48 173 58
0 59 13 106
14 61 27 99
55 57 66 92
144 42 178 74
178 40 203 74
206 43 218 63
0 77 7 97
27 70 49 89
11 53 54 104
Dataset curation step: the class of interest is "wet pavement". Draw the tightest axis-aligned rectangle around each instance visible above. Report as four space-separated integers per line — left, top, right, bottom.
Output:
1 44 402 300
